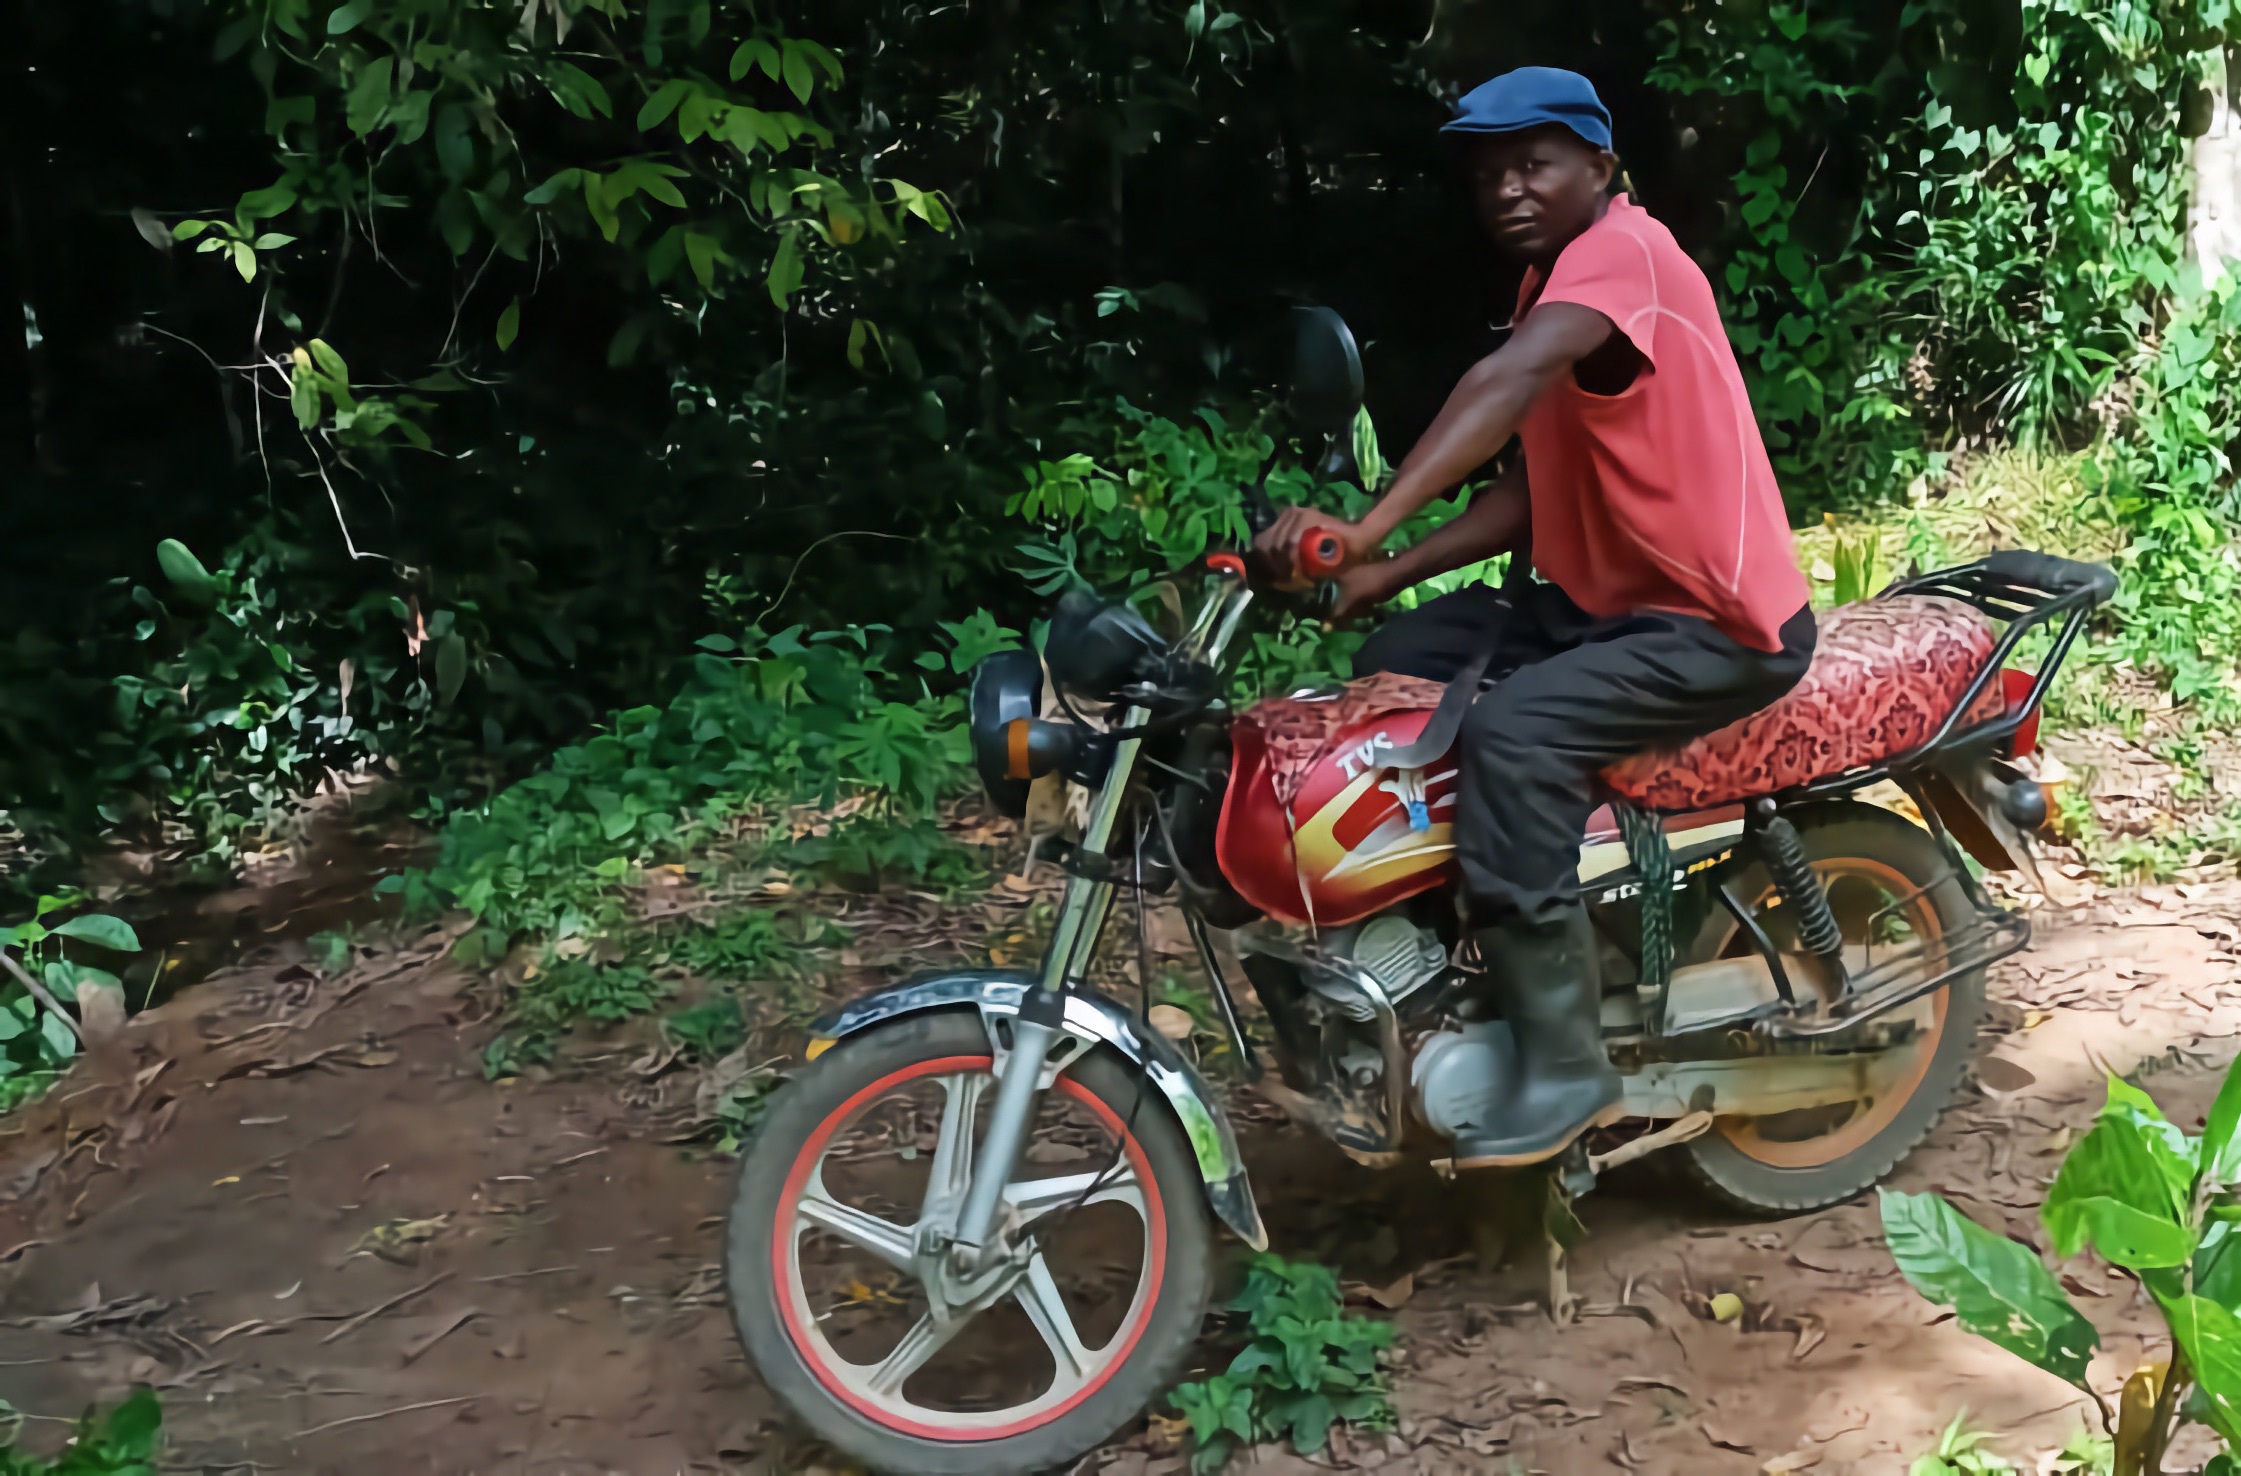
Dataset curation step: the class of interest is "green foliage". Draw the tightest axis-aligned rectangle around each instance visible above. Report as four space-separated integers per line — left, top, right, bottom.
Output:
0 902 143 1114
795 815 984 894
393 620 968 941
662 995 745 1062
516 957 667 1029
1168 1254 1394 1473
1885 1062 2241 1471
1908 1412 2020 1475
1879 1188 2099 1384
1829 527 1884 606
650 907 806 981
0 1388 162 1475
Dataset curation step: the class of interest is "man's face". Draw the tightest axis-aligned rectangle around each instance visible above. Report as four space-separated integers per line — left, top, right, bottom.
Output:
1466 128 1617 261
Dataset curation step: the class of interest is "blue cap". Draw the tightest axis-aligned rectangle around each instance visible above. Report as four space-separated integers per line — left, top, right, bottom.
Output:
1441 67 1613 151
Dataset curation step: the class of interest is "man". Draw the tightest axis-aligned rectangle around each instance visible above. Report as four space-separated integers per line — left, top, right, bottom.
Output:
1256 67 1816 1168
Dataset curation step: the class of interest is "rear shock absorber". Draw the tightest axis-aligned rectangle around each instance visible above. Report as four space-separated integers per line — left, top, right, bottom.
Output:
1750 800 1845 975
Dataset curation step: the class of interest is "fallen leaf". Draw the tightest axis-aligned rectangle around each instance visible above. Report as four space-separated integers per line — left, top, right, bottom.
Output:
1709 1292 1744 1323
353 1215 451 1265
1976 1056 2037 1093
1762 1446 1824 1472
1147 1005 1194 1042
1367 1272 1414 1310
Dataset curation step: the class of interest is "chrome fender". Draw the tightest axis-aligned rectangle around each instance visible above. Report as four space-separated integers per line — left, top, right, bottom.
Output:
808 970 1268 1251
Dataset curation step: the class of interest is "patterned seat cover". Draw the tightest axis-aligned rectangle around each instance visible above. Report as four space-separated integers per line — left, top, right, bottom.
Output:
1239 595 2004 819
1602 595 2004 811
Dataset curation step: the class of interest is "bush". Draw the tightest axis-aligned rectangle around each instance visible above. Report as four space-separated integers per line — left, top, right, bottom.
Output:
1168 1254 1395 1472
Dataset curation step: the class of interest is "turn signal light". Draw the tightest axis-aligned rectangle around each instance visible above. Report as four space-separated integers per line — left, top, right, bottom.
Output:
1003 717 1082 780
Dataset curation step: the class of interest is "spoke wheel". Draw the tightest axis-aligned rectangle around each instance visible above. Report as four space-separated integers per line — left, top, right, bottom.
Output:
729 1012 1214 1476
1681 802 1988 1215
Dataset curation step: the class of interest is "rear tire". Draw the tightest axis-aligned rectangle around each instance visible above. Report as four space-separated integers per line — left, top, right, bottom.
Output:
1679 803 1987 1215
727 1011 1215 1475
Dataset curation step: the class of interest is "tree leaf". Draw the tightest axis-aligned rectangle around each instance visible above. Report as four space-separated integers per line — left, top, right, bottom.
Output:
782 43 815 103
2165 1294 2241 1445
496 298 521 350
237 182 299 222
231 240 257 280
523 169 584 206
345 55 394 137
636 78 692 132
2044 1077 2200 1268
1880 1188 2098 1385
307 338 350 386
50 915 143 953
766 225 804 308
796 38 844 85
2201 1057 2241 1189
432 101 475 180
683 231 722 289
435 634 469 706
546 61 613 120
291 368 322 429
156 538 215 598
327 0 371 33
730 37 781 83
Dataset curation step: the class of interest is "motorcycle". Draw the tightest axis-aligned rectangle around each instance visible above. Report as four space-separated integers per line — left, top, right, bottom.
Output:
724 309 2115 1475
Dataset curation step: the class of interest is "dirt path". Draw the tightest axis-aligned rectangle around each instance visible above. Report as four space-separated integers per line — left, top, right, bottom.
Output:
2 882 2238 1474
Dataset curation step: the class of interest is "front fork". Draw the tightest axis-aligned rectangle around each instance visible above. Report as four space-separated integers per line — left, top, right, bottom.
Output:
947 706 1147 1268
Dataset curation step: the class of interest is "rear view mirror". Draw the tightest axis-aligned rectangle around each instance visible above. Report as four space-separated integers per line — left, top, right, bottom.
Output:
1290 306 1364 437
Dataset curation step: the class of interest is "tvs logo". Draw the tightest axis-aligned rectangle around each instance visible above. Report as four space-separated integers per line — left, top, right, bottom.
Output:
1334 730 1395 779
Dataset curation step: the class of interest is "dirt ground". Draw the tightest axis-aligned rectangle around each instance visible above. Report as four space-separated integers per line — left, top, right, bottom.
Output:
4 867 2240 1474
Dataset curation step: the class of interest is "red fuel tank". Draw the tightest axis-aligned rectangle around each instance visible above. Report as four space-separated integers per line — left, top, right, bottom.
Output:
1215 689 1459 928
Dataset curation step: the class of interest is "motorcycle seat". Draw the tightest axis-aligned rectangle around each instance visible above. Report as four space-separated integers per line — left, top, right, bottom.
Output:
1601 595 2004 811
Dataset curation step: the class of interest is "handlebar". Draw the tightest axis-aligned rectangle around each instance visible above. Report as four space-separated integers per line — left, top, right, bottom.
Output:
1297 528 1348 579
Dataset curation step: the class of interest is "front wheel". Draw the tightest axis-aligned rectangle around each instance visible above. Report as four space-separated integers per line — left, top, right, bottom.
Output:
727 1010 1215 1475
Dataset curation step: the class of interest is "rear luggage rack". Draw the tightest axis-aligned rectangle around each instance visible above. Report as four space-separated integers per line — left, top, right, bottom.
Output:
1763 896 2030 1039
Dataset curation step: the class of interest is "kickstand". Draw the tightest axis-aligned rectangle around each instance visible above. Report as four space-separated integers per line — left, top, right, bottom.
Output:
1542 1154 1590 1326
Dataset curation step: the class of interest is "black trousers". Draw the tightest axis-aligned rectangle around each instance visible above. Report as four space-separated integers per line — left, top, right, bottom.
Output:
1354 582 1816 921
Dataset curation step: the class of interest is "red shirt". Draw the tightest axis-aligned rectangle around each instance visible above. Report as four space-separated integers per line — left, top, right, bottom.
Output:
1515 195 1809 652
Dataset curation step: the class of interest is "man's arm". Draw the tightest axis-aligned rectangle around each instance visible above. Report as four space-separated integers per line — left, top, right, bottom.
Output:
1258 301 1614 569
1332 459 1528 619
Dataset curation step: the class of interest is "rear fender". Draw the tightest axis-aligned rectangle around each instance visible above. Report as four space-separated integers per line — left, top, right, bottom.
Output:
807 971 1268 1250
1917 757 2044 881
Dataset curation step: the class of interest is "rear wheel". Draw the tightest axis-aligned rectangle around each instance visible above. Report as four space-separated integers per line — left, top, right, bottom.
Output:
727 1011 1215 1475
1680 803 1987 1214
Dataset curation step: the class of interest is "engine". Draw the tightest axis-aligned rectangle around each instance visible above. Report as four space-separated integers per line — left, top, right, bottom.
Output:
1300 912 1448 1021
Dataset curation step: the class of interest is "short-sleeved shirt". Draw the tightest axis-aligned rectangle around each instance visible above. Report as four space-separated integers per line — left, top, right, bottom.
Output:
1515 195 1809 652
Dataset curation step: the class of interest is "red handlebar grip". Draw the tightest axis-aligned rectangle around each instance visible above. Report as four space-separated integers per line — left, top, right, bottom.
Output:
1297 529 1347 579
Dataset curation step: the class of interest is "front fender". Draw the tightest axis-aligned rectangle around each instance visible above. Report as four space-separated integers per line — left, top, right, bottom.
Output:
808 970 1267 1251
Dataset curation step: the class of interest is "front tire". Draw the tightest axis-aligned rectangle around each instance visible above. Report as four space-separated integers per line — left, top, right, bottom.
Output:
1680 802 1988 1215
727 1011 1215 1475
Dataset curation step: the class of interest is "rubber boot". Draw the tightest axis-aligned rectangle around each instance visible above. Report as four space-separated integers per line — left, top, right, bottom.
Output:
1452 903 1623 1169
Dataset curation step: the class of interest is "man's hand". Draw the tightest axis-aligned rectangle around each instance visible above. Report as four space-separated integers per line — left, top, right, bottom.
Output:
1251 506 1373 583
1330 562 1398 623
